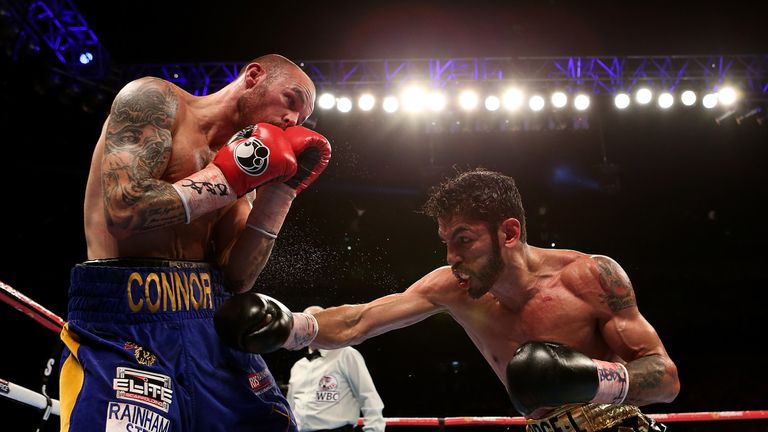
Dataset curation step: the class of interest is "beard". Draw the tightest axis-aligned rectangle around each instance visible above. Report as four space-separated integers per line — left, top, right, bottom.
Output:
464 238 504 299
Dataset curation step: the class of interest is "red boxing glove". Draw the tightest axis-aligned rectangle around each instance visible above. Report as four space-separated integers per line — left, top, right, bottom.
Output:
213 124 297 197
283 126 331 194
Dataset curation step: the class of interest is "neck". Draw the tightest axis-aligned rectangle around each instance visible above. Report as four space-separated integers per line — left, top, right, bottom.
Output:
490 244 547 309
189 82 241 148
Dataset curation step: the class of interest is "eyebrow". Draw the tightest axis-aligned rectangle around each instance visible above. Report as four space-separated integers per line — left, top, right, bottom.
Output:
439 226 470 243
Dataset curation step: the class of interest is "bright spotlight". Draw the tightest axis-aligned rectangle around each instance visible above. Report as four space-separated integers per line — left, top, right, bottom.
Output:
318 93 335 110
657 92 674 109
503 88 525 111
358 94 375 111
551 92 568 109
635 88 653 105
528 95 545 112
680 90 697 106
702 93 718 109
426 91 447 112
337 97 352 113
382 96 399 113
458 90 479 110
79 52 93 65
718 87 737 106
485 95 500 111
573 94 590 111
402 86 426 112
614 93 630 109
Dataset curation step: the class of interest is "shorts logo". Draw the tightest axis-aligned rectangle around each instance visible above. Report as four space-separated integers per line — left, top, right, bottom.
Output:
247 370 275 395
106 401 170 432
315 375 340 402
124 342 157 366
113 367 173 412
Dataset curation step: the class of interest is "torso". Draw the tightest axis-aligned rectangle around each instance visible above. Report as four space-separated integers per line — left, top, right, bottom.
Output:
83 84 227 260
421 249 617 387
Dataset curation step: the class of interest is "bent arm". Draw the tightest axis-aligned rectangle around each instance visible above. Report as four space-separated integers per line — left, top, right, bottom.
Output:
592 256 680 406
101 78 186 238
212 194 276 293
312 270 448 348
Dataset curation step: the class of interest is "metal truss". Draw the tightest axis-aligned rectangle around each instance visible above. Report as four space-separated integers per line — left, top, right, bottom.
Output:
122 55 768 99
1 0 108 78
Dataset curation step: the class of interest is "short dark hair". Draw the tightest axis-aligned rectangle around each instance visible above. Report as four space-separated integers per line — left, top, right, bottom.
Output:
421 168 527 242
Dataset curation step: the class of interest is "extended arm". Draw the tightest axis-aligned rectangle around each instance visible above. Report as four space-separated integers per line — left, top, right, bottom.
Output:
312 268 449 348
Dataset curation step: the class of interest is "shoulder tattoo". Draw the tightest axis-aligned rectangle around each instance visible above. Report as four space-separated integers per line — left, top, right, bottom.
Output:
594 256 637 312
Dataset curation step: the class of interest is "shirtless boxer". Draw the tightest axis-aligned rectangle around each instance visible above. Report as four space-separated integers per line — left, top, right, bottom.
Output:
59 54 330 432
218 168 679 432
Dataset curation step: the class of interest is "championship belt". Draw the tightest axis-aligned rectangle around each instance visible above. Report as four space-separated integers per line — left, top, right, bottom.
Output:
526 403 643 432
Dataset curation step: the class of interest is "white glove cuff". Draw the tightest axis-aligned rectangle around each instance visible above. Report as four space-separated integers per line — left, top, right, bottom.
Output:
172 164 236 223
590 360 630 405
283 312 318 351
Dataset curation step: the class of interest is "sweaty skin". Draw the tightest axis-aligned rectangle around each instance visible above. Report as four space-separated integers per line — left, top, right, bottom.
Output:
312 217 679 419
84 59 315 292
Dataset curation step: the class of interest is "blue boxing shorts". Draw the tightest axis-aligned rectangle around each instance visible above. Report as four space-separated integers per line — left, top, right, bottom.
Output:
59 259 296 432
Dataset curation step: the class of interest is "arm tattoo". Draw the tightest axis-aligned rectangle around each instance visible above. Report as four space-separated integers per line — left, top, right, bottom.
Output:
595 257 637 312
626 355 666 402
102 80 187 231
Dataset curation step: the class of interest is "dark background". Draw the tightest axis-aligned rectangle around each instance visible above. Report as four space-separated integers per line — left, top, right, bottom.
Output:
1 0 767 430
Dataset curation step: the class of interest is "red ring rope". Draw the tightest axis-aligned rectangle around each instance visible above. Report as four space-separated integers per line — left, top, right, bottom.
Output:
1 280 766 425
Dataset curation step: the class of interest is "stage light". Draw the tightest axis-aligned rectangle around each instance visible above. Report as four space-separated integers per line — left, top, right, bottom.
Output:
735 106 763 125
485 95 500 111
426 91 446 112
458 90 479 111
718 86 737 106
318 93 335 110
573 94 590 111
503 88 524 111
614 93 630 109
358 94 375 111
382 96 399 113
337 96 352 113
551 92 568 109
528 95 545 112
680 90 697 106
402 86 426 112
658 92 674 109
702 93 718 109
635 88 652 105
79 51 93 65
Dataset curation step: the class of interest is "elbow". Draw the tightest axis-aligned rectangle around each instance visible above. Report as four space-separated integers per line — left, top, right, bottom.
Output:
104 209 136 240
664 360 681 402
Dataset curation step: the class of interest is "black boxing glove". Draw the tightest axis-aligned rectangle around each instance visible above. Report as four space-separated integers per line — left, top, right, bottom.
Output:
214 292 318 353
506 341 629 417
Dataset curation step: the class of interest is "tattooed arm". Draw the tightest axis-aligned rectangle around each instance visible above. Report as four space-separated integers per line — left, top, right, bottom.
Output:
591 255 680 406
101 78 186 238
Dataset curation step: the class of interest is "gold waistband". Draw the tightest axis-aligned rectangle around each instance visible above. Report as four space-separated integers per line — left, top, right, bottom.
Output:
526 404 642 432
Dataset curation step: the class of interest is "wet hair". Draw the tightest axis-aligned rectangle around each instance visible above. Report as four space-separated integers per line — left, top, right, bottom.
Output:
421 168 527 242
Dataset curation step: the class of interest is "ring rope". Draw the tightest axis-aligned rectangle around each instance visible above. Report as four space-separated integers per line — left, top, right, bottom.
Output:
1 280 766 425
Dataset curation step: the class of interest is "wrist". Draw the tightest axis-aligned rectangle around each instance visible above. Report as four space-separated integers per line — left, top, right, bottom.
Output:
172 164 237 223
245 183 296 238
590 360 629 404
282 312 318 350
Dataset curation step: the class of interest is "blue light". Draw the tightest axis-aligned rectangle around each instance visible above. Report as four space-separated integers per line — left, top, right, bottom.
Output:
79 52 93 65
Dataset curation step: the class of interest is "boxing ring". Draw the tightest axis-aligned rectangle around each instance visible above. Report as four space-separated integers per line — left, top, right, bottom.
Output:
2 280 766 430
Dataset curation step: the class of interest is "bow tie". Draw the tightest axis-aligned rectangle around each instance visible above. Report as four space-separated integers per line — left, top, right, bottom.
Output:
305 350 322 361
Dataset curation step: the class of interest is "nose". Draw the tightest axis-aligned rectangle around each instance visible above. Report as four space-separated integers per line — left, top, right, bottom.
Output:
446 246 461 266
282 112 299 128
